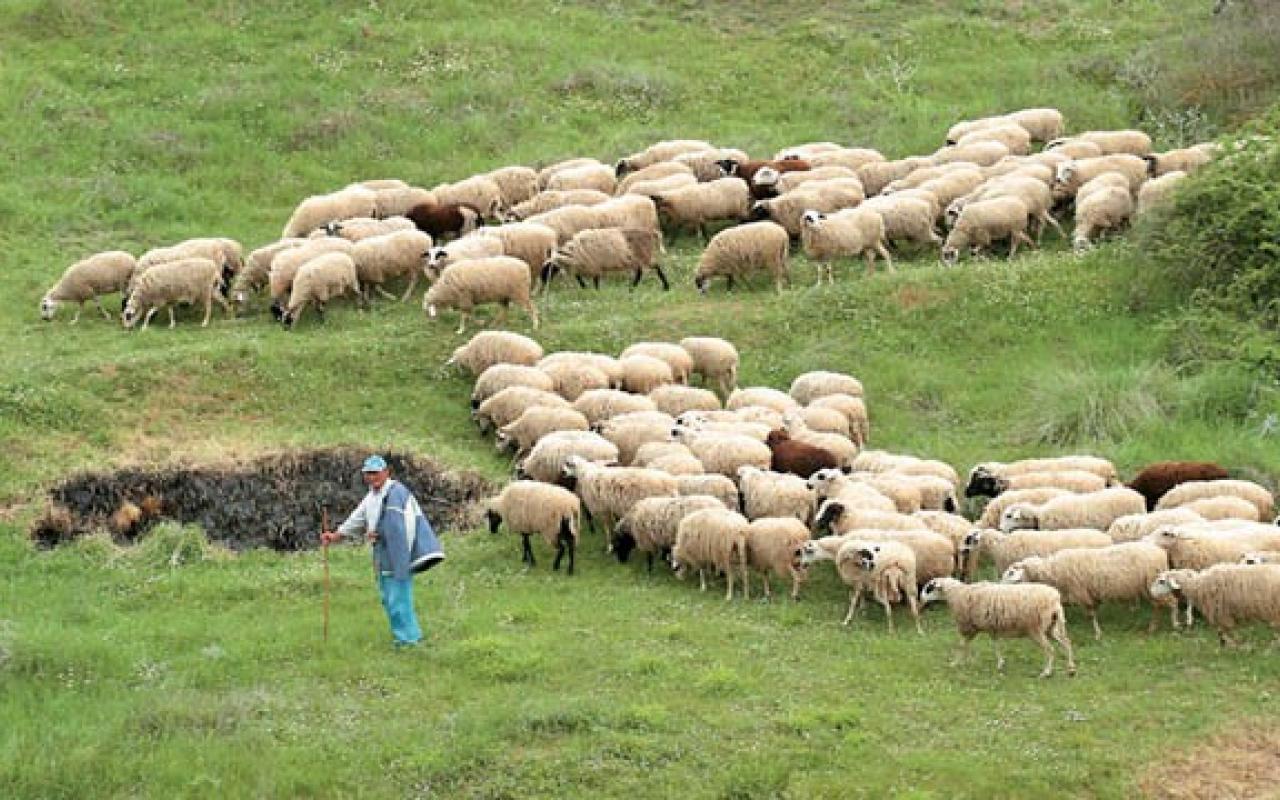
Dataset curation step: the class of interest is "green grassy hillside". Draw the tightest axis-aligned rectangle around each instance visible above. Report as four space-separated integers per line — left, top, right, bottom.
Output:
3 1 1279 797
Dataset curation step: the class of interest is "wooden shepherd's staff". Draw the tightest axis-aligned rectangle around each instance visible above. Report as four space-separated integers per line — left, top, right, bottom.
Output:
321 508 331 643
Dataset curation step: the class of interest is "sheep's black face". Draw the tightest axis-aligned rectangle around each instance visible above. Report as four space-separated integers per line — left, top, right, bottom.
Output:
612 531 636 563
944 495 958 513
694 276 709 295
749 203 770 222
485 509 502 534
270 301 285 322
814 501 843 534
964 469 997 498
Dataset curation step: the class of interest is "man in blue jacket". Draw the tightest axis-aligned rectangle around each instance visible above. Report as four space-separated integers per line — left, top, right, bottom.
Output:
322 455 444 647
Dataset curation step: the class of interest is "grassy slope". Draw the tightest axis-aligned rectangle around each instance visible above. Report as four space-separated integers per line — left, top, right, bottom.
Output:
3 1 1279 797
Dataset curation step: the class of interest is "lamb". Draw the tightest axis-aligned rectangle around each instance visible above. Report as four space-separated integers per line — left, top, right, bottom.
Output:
960 527 1113 581
1136 171 1188 215
801 208 893 281
999 487 1146 533
1150 565 1280 647
232 239 305 310
542 228 668 291
647 385 721 417
745 517 811 601
561 455 678 541
505 190 610 221
612 495 725 571
516 431 619 484
1072 180 1134 252
572 389 658 425
471 363 556 409
860 195 944 249
473 386 572 435
1052 155 1148 198
919 578 1076 678
40 251 136 322
351 229 433 302
977 488 1071 529
373 186 436 219
615 162 695 194
1156 480 1274 520
425 236 507 279
121 257 229 330
940 196 1035 265
1002 541 1172 639
1180 496 1263 522
406 202 483 242
841 540 923 633
317 216 416 242
281 252 362 328
1106 508 1206 543
431 175 505 219
672 429 773 479
485 481 581 574
737 466 814 523
616 139 715 176
485 166 540 208
282 187 377 238
617 354 675 395
546 163 617 195
495 406 591 458
423 255 539 334
447 330 544 375
669 508 751 600
652 178 752 240
1149 525 1280 571
1144 144 1215 177
964 469 1108 498
749 181 865 237
267 238 355 317
677 474 741 511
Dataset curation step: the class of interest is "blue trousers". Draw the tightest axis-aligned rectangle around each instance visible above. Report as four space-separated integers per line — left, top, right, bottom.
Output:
377 575 422 645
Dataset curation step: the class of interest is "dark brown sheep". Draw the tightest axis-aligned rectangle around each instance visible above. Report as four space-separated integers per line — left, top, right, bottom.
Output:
717 158 812 183
764 429 839 479
406 202 482 241
1127 461 1230 511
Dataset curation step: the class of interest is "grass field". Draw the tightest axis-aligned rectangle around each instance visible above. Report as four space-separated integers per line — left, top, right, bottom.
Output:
3 1 1280 797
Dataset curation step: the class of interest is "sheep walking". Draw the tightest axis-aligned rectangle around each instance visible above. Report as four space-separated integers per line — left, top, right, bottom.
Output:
920 578 1077 678
423 256 539 334
694 221 791 294
121 257 229 330
670 508 751 600
282 252 363 329
1150 565 1280 647
800 208 893 282
485 481 581 574
41 251 137 323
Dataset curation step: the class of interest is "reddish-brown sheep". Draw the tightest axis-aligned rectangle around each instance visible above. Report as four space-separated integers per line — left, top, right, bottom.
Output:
406 202 482 241
718 159 814 200
764 429 840 479
1127 461 1230 511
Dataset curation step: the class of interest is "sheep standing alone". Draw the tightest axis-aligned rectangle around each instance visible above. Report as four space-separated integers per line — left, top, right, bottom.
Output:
281 252 363 328
670 508 751 600
919 578 1076 678
447 330 544 375
41 251 136 322
1150 565 1280 647
485 481 581 574
423 256 539 334
800 208 892 281
121 257 229 330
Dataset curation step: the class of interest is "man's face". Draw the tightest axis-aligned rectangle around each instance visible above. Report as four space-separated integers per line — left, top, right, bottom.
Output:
363 469 390 490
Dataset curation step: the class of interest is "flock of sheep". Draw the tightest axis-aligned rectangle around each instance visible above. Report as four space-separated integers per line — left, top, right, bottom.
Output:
39 107 1218 332
458 329 1280 677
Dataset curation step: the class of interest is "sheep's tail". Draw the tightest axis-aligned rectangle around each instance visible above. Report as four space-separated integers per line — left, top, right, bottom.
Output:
882 569 904 605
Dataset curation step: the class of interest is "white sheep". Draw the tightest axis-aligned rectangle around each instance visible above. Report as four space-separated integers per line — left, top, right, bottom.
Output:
1072 181 1134 252
677 474 741 511
281 251 362 328
857 157 932 196
615 162 695 194
726 386 799 415
373 186 436 219
772 167 861 194
538 158 606 190
546 163 617 195
846 539 924 633
232 239 305 310
1000 487 1145 533
121 257 229 330
475 223 558 284
1135 171 1188 215
506 189 610 221
495 406 590 457
647 385 721 417
485 481 581 574
801 208 892 282
1143 144 1215 177
860 195 943 249
543 228 668 291
670 508 751 600
282 187 377 238
40 251 136 322
351 229 433 302
485 166 540 208
956 123 1033 156
572 389 658 425
1002 541 1172 639
960 527 1113 581
432 175 505 219
316 216 416 242
539 360 611 402
1149 524 1280 571
1068 130 1154 157
447 330 544 375
1150 565 1280 647
919 578 1076 678
673 429 773 479
750 180 865 237
473 386 572 436
674 148 750 182
652 178 752 240
1106 508 1205 543
1156 480 1275 520
693 222 790 294
595 413 678 465
807 147 886 171
737 466 814 523
562 456 678 543
745 517 811 601
807 395 870 446
472 363 557 409
977 487 1071 529
1052 155 1148 198
516 431 619 484
423 255 538 334
267 238 355 316
932 140 1011 167
612 494 725 570
940 196 1035 265
1179 495 1263 522
616 139 715 175
965 468 1108 499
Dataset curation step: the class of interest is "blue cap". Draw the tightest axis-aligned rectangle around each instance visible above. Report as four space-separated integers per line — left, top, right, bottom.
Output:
361 455 388 473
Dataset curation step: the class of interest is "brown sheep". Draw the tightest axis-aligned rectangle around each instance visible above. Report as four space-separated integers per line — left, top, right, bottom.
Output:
406 202 482 241
1127 461 1230 511
764 429 841 478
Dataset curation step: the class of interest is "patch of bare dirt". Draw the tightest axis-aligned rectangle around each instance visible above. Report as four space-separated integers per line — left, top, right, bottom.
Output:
1139 721 1280 800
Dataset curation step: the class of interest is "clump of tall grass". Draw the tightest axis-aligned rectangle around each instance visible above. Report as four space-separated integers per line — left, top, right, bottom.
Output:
1018 363 1177 446
128 522 233 569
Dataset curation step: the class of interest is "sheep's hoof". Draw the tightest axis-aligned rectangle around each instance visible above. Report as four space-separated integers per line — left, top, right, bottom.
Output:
1039 669 1053 679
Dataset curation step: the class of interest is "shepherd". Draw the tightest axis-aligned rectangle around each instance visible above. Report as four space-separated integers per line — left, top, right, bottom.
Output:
321 455 445 648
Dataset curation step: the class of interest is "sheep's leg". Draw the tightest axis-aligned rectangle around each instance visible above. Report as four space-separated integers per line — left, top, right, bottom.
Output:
566 535 575 576
574 275 588 289
141 307 158 331
864 250 877 276
168 307 177 329
376 285 398 302
907 591 923 635
495 301 510 326
951 635 974 668
993 640 1005 672
653 265 670 291
553 537 565 572
69 302 83 324
725 275 735 292
630 269 643 289
1012 230 1036 256
1050 616 1076 676
842 589 862 626
454 310 469 335
1087 606 1103 641
698 569 707 592
790 568 803 601
726 566 736 601
521 534 534 567
876 242 895 272
523 299 540 330
1185 601 1195 628
399 273 418 303
95 297 112 320
1032 630 1055 678
878 594 895 633
760 574 772 602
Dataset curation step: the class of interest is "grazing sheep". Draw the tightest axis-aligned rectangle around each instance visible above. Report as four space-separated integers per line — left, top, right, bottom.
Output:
547 163 617 195
811 500 927 536
918 168 987 208
282 187 377 238
957 123 1033 155
737 466 814 523
373 186 436 219
1150 565 1280 647
543 228 668 291
1156 480 1274 520
676 337 738 398
772 167 860 194
623 173 700 199
476 223 558 281
1052 155 1148 198
524 204 605 245
940 196 1035 265
861 195 944 249
914 510 976 551
485 166 540 208
561 456 679 542
266 238 355 317
1000 486 1146 533
538 158 606 190
1106 508 1206 543
616 354 674 395
648 385 721 417
807 394 870 446
965 469 1108 498
1144 144 1215 177
670 508 751 600
932 140 1011 167
652 178 752 240
774 142 842 161
949 175 1063 243
121 257 229 330
806 469 899 514
505 189 610 221
677 474 741 511
616 139 715 176
232 239 305 310
1180 496 1263 522
485 481 581 574
1149 524 1280 571
594 194 661 235
538 352 623 389
788 372 865 405
673 429 773 479
750 181 865 237
788 407 851 438
496 406 591 457
432 175 505 220
1072 180 1134 252
634 442 696 467
1002 541 1172 639
973 456 1118 483
572 389 658 425
977 488 1072 529
516 431 619 484
1069 130 1154 157
695 221 792 294
425 236 507 281
317 216 416 242
960 527 1113 581
856 157 932 196
472 363 557 409
807 147 886 171
597 413 679 465
447 330 544 375
351 229 432 302
620 343 694 384
726 387 798 415
1136 171 1188 215
473 386 572 436
539 360 611 403
612 495 725 571
1043 138 1104 160
801 208 892 281
745 517 811 601
423 255 538 334
844 540 924 633
281 252 362 328
134 238 243 297
674 147 751 182
40 251 136 322
616 162 695 194
406 202 483 242
919 578 1076 678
